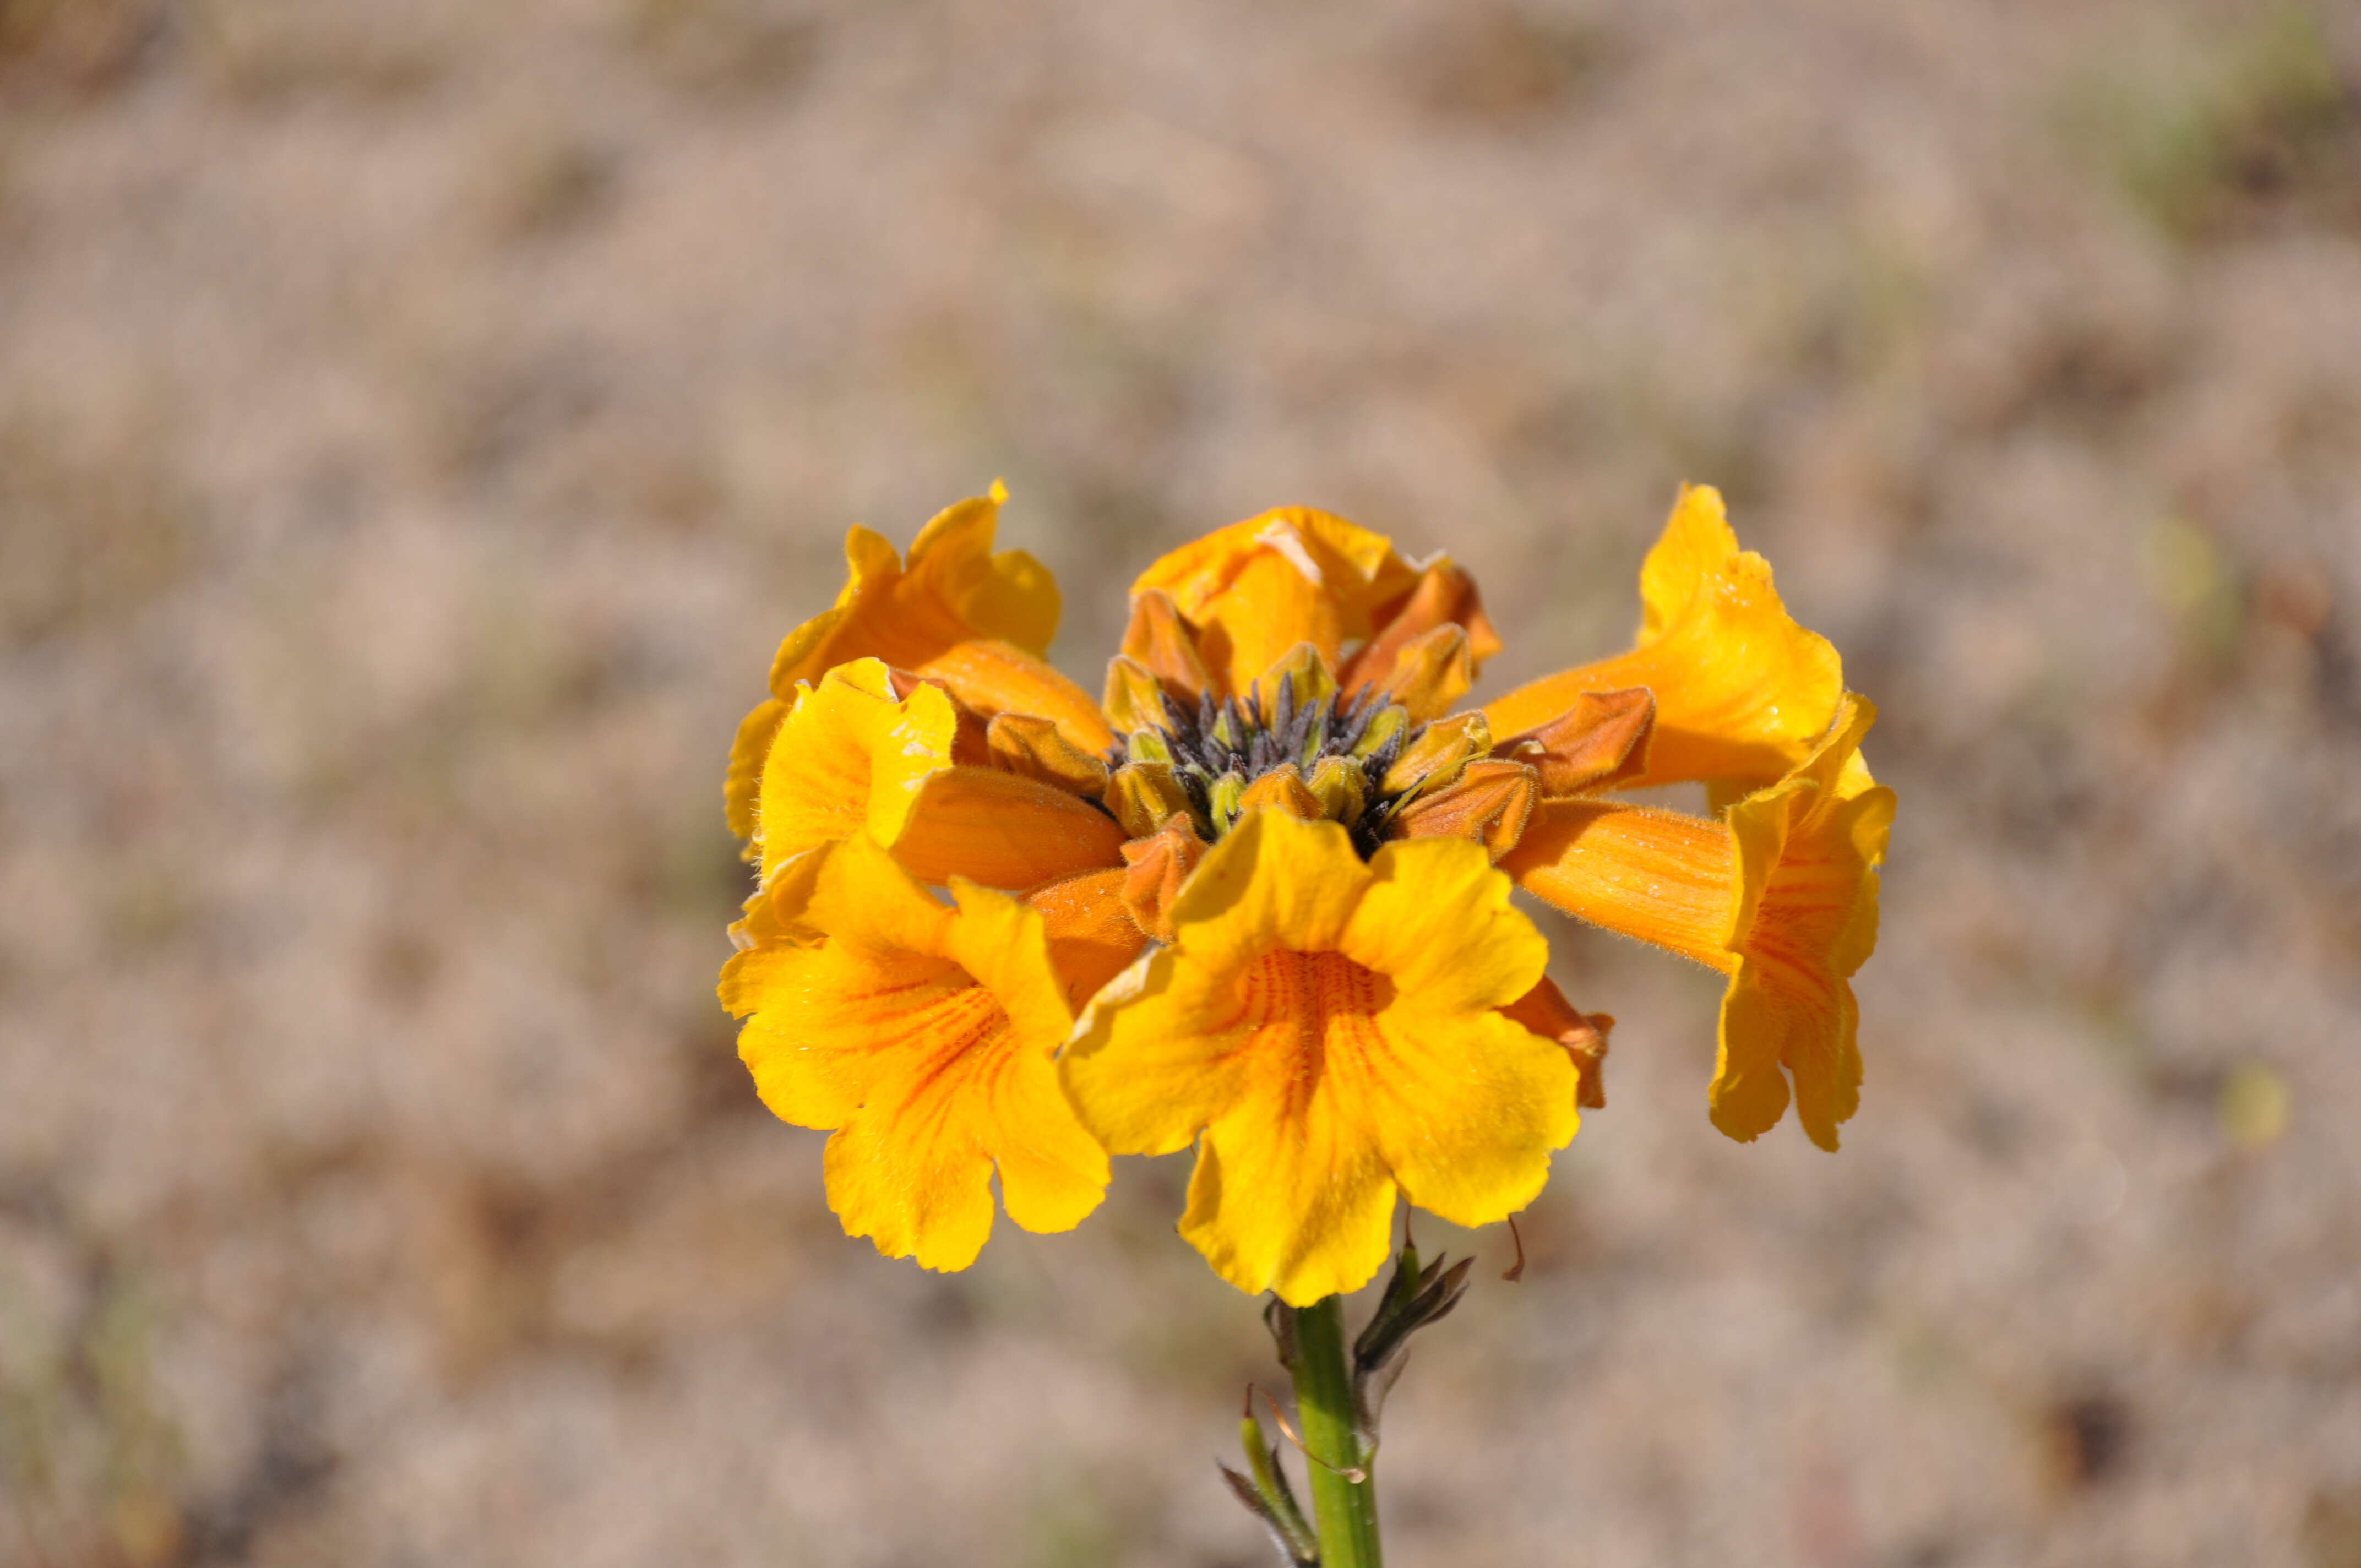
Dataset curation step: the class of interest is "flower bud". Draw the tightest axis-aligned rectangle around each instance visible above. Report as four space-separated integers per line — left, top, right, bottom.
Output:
1106 761 1198 839
1237 764 1324 821
987 713 1110 796
1389 758 1537 861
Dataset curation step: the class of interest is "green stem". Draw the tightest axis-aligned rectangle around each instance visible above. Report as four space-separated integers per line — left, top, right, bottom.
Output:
1290 1295 1383 1568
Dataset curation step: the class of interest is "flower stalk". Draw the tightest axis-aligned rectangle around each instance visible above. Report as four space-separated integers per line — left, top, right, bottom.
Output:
1286 1295 1383 1568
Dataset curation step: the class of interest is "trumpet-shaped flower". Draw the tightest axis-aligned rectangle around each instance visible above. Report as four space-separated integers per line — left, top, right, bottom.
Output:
1483 485 1843 796
720 833 1109 1270
1061 812 1579 1305
753 657 1127 889
726 486 1065 842
1502 695 1893 1148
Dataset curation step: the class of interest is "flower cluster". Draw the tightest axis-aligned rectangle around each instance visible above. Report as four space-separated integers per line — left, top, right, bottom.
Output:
720 484 1894 1304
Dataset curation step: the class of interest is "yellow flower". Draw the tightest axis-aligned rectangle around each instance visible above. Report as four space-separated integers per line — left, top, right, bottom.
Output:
720 832 1109 1270
1501 695 1893 1148
1482 484 1843 797
1060 812 1577 1305
752 656 1127 889
720 481 1891 1284
725 485 1070 844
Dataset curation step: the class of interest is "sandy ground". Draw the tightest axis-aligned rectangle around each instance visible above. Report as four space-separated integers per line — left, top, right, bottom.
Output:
4 1 2360 1564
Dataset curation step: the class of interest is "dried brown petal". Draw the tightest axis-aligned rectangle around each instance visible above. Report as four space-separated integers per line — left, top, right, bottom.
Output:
1502 975 1613 1109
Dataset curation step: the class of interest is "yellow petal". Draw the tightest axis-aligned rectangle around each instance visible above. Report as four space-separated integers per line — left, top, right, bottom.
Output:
1345 831 1548 1015
1060 945 1257 1158
1712 695 1893 1150
821 1081 999 1271
1163 810 1367 972
1178 1004 1403 1305
1350 1005 1574 1232
1483 486 1842 793
755 659 960 878
890 765 1129 888
1636 482 1740 643
722 835 1106 1270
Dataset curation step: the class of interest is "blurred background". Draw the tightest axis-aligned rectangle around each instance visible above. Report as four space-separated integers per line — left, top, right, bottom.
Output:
3 0 2359 1563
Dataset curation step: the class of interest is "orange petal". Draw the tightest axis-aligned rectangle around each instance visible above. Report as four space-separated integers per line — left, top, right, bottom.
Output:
1365 624 1473 722
1500 801 1740 974
1118 587 1215 704
727 487 1063 845
1712 695 1893 1150
891 766 1128 888
1133 508 1421 695
775 488 1059 692
725 694 793 845
1343 558 1502 688
1118 814 1209 944
1493 687 1656 797
1023 867 1149 1010
917 639 1113 755
1482 486 1842 793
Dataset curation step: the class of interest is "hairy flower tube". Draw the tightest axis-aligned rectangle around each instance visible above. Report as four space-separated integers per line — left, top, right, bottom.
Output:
719 483 1892 1294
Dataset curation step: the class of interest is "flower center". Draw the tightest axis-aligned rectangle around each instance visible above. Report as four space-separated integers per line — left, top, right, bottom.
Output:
1116 672 1423 855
